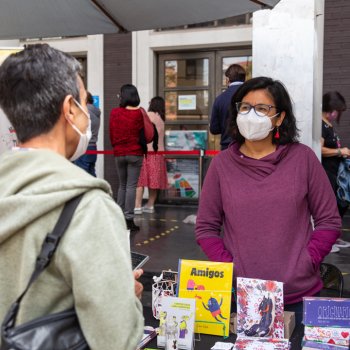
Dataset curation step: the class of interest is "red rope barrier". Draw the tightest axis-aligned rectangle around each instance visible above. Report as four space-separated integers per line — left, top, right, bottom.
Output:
85 150 220 156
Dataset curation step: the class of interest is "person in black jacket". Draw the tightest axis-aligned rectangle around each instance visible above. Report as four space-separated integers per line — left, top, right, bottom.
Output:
210 64 246 150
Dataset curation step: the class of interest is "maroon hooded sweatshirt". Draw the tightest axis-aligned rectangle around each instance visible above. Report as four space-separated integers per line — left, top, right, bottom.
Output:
195 142 341 304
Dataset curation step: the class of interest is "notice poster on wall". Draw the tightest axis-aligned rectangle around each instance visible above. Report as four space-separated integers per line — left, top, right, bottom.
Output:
178 95 196 111
165 130 207 151
166 158 199 199
0 48 22 65
0 48 21 154
0 111 17 154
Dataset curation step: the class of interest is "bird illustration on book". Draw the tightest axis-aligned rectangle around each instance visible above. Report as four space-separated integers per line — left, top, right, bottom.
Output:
202 297 227 322
244 294 275 337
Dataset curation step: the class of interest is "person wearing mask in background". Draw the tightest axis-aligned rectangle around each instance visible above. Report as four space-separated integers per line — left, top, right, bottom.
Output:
321 91 350 252
73 91 101 176
0 44 144 350
135 96 168 214
109 84 153 232
210 64 246 150
196 77 341 325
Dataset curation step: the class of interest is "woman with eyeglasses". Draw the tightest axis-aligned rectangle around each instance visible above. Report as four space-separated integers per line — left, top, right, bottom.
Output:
195 77 341 325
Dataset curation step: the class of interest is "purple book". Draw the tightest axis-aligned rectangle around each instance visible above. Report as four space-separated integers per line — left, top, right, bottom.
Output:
303 297 350 327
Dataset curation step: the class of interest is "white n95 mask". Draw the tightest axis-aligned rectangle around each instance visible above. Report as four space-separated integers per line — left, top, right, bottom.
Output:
237 110 278 141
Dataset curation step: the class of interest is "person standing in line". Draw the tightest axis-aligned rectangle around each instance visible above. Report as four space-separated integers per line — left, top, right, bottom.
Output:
321 91 350 251
109 84 153 232
210 64 246 150
196 77 341 325
73 91 101 176
0 44 144 350
135 96 168 214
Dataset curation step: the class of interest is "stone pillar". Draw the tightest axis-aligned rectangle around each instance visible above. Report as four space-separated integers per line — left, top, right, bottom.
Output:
253 0 324 157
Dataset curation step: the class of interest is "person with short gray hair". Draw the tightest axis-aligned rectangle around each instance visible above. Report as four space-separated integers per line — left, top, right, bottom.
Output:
0 44 144 350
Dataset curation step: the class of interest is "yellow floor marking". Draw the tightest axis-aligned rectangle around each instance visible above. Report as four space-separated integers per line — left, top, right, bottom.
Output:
134 225 179 246
140 218 180 223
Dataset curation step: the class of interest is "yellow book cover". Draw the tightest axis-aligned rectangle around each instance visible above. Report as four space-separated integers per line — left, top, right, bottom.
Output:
177 259 234 337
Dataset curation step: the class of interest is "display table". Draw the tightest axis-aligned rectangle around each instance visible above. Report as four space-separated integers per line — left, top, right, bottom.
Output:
142 306 305 350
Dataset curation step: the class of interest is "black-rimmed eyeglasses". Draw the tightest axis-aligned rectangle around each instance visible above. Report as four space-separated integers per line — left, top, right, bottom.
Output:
236 102 278 117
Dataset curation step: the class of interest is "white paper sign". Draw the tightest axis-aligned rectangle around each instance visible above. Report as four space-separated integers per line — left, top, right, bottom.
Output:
178 95 196 110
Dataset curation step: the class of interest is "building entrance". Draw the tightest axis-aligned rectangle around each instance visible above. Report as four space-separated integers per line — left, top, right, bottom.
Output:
158 49 252 150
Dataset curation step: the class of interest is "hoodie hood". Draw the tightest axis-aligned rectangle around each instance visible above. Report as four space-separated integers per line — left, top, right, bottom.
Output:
227 141 293 181
0 148 112 244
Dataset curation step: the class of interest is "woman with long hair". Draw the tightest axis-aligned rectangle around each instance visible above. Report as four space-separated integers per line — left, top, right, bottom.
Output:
134 96 168 214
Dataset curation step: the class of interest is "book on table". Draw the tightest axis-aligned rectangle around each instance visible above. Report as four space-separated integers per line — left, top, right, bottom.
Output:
177 259 234 337
236 277 284 339
157 296 196 350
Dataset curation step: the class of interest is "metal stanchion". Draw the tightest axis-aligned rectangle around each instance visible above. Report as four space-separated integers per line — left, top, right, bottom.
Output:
198 149 204 198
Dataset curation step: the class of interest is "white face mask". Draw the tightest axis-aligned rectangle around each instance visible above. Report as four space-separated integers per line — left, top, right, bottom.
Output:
237 109 278 141
67 98 92 161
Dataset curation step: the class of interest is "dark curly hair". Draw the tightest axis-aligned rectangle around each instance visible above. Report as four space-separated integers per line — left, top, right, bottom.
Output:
229 76 299 145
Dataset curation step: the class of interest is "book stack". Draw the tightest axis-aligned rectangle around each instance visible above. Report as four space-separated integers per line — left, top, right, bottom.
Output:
235 277 291 349
302 297 350 349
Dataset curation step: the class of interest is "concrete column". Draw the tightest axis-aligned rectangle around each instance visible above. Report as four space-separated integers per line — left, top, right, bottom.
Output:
87 35 104 178
0 40 20 47
132 31 156 110
252 0 324 158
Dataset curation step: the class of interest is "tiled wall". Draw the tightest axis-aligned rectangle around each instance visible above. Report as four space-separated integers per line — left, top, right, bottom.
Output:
324 0 350 146
103 33 132 198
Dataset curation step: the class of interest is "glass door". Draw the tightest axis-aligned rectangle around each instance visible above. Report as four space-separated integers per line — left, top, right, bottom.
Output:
159 52 215 134
211 49 252 150
157 49 252 202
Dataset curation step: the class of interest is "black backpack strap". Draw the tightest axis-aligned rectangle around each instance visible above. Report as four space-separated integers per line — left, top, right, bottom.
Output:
2 194 84 330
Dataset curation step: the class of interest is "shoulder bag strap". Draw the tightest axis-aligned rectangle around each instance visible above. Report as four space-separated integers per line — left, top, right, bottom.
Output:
140 108 154 143
2 194 84 329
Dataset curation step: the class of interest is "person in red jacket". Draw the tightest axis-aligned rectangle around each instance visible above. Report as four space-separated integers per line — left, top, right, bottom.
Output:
109 84 153 231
